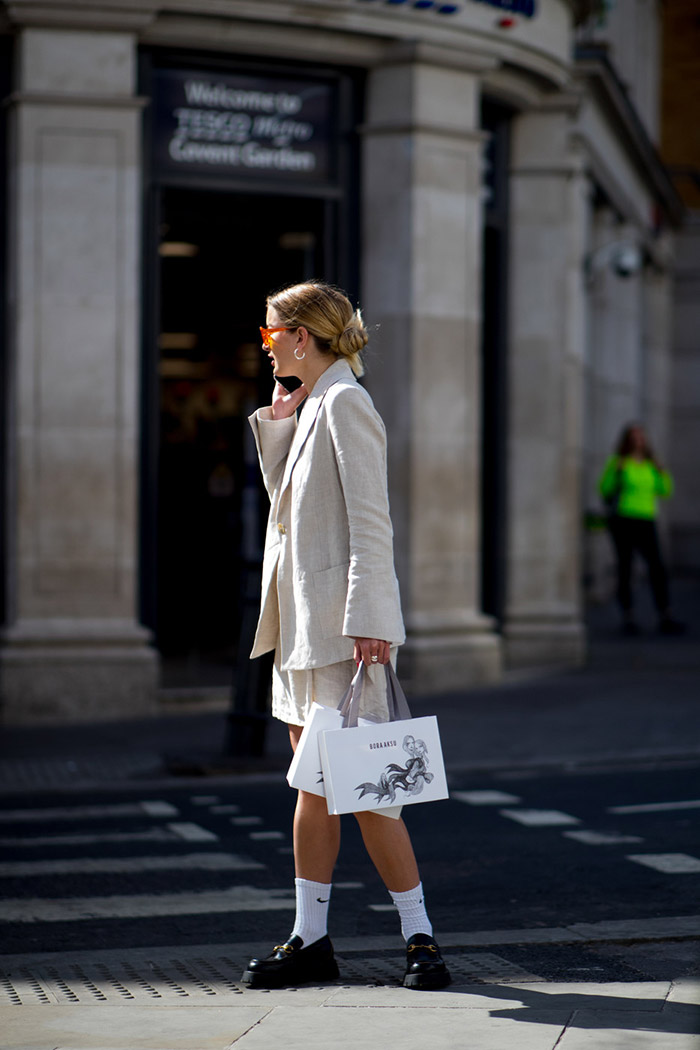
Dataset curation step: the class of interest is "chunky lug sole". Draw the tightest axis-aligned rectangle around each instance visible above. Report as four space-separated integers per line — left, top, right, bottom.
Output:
403 968 451 991
241 956 339 989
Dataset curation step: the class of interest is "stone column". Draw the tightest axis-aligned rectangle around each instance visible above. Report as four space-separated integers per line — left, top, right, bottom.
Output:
0 26 158 722
503 100 588 669
361 45 502 695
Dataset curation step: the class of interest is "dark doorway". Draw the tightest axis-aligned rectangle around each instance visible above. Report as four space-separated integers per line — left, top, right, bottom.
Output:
480 101 512 625
152 188 328 687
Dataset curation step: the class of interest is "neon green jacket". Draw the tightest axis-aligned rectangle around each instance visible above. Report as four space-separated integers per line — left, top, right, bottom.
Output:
598 456 673 520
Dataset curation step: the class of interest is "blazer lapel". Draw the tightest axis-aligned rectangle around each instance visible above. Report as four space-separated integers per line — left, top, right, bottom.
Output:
279 359 353 496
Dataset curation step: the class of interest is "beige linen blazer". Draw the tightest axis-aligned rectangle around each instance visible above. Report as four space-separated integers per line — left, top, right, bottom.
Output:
248 358 405 671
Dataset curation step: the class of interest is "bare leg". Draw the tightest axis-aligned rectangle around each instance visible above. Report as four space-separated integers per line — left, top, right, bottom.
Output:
288 726 419 890
354 811 420 892
289 724 341 882
293 791 341 881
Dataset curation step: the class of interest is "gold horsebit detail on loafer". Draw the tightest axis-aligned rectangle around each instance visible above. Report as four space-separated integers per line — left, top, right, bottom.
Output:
274 944 294 954
407 944 438 953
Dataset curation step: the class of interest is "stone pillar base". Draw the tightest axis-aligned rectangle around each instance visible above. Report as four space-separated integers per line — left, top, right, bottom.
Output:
503 618 587 672
0 620 159 724
399 619 502 696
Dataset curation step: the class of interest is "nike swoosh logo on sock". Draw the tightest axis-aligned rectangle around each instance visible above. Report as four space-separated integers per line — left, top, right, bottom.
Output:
317 897 329 903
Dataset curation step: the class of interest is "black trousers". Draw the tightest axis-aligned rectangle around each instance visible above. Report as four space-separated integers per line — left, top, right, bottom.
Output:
608 516 669 615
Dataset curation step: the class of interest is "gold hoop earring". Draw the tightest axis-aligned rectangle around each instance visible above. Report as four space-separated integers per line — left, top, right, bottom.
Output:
294 347 306 361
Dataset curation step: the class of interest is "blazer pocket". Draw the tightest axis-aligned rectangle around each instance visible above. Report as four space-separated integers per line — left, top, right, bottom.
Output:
312 563 350 640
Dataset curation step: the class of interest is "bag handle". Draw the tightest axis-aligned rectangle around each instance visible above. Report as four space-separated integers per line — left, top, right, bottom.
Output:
336 662 412 728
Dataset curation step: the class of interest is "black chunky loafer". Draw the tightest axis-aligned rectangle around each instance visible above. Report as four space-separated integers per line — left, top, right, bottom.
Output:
241 934 339 989
403 934 451 990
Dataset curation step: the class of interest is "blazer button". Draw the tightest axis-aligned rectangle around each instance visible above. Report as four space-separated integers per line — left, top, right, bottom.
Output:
277 523 286 535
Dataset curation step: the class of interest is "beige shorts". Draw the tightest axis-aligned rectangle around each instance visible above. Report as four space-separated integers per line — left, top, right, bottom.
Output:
271 648 399 727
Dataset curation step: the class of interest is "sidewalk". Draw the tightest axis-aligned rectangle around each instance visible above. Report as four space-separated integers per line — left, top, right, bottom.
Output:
2 963 698 1050
1 582 699 1048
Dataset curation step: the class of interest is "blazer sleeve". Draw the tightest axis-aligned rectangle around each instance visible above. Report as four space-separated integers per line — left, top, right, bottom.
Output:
326 386 405 645
248 407 297 500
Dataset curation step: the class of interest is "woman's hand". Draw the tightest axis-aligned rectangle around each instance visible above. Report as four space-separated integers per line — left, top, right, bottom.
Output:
353 637 391 666
271 380 308 420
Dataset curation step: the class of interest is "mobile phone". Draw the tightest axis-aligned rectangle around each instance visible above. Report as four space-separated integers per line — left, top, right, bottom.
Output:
276 375 303 394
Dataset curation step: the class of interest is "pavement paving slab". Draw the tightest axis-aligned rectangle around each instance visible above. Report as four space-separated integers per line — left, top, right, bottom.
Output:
667 980 700 1005
0 1004 272 1050
558 1017 699 1050
3 981 696 1050
226 1003 569 1050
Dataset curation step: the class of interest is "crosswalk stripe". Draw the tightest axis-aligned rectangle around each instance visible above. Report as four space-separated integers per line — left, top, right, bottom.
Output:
564 830 644 846
140 801 180 817
499 808 580 827
0 822 218 848
608 800 700 815
0 853 265 877
0 886 295 922
0 801 179 823
452 790 522 805
626 853 700 874
0 829 176 847
167 823 218 842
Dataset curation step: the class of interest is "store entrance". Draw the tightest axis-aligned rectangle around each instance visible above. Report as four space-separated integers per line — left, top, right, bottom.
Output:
153 188 327 688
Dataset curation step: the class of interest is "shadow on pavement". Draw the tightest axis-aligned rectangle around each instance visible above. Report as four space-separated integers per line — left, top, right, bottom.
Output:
470 982 700 1035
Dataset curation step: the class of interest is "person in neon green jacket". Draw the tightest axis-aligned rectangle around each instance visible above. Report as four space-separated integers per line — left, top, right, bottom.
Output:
599 422 684 635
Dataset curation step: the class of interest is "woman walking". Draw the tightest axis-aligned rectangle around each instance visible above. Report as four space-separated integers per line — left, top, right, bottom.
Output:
599 422 683 636
240 281 449 991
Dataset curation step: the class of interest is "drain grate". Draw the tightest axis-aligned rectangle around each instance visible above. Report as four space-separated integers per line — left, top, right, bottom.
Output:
0 950 540 1005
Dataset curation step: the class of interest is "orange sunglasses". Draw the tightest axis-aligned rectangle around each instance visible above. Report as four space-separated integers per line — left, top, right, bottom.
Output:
259 326 295 348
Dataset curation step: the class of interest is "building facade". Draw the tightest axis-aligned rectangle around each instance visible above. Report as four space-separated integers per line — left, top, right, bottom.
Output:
0 0 686 723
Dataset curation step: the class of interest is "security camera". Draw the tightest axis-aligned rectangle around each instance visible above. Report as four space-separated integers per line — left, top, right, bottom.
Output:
612 245 643 278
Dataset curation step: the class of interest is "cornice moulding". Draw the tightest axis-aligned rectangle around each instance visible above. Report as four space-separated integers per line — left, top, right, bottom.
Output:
4 89 149 108
139 14 387 68
481 66 549 111
3 1 158 31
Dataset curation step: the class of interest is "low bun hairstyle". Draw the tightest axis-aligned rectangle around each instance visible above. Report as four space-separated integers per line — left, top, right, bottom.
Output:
266 280 368 377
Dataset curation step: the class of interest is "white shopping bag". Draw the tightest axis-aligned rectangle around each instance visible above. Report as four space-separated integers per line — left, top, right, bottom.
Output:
286 668 404 819
319 664 449 817
286 701 343 797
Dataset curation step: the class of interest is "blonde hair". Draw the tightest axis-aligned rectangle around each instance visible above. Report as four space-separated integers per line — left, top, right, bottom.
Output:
267 281 368 377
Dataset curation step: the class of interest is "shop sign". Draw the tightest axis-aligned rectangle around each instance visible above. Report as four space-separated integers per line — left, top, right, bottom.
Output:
152 69 334 182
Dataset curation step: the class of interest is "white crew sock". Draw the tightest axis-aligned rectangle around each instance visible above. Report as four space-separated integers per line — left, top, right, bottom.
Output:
290 877 332 946
389 883 433 941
